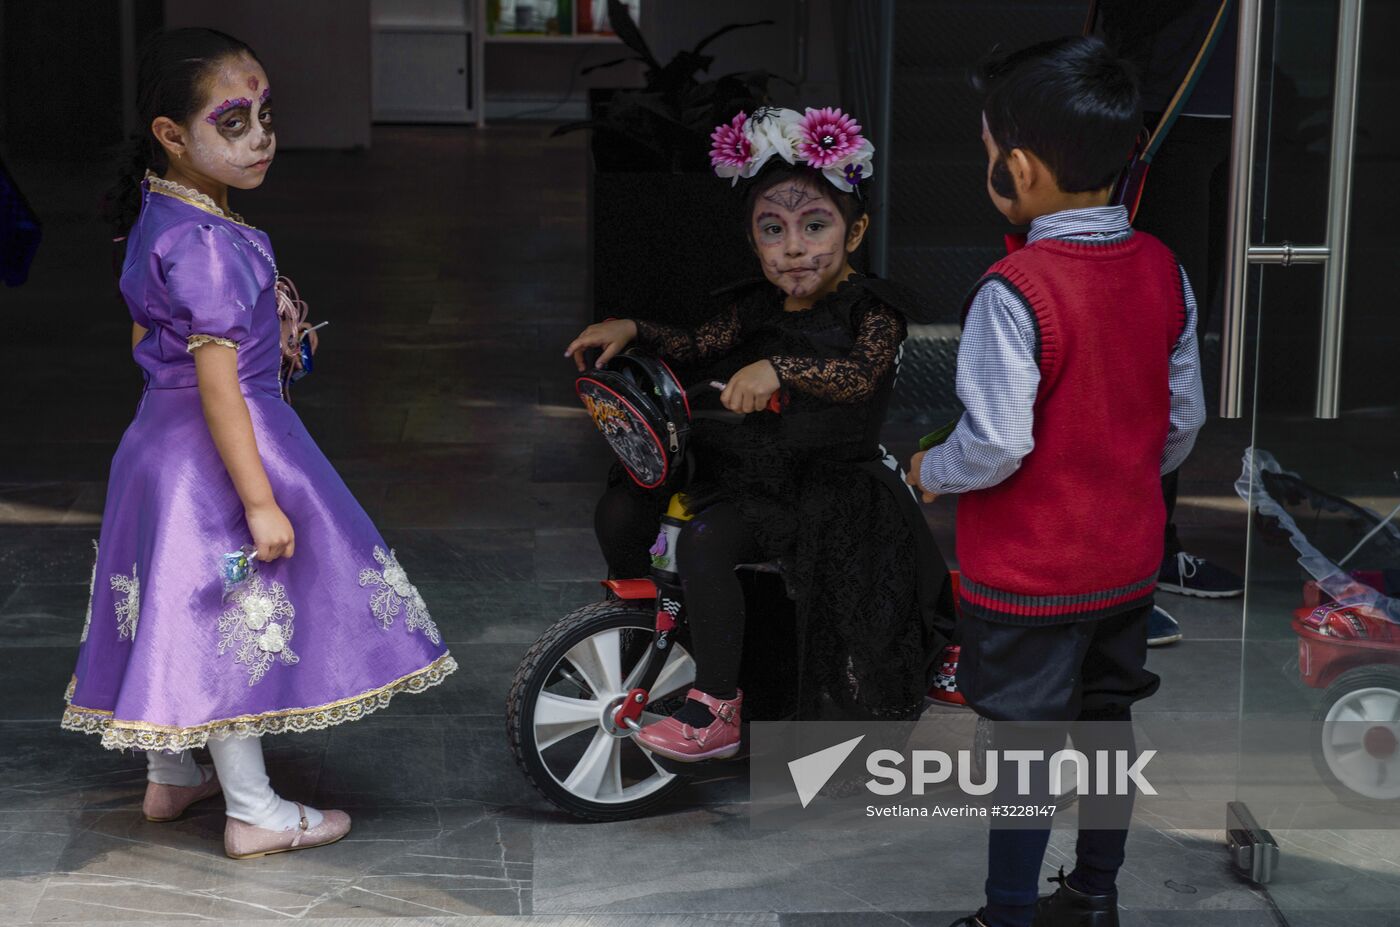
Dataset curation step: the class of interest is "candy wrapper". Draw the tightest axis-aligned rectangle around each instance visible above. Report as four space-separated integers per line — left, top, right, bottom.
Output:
221 544 258 601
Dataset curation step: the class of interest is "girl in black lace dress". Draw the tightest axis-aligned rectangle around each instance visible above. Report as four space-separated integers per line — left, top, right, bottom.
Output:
565 107 954 760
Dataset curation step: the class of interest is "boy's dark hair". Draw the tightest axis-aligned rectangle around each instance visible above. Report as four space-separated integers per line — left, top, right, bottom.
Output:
103 28 259 235
974 35 1141 194
741 159 866 244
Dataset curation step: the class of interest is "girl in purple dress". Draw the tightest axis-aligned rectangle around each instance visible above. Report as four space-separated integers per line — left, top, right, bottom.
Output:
62 28 456 859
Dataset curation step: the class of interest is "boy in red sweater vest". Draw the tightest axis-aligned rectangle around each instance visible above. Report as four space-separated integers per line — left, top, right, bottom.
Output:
907 37 1206 927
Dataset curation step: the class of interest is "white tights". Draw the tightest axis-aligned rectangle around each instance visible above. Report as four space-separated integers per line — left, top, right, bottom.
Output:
146 736 323 831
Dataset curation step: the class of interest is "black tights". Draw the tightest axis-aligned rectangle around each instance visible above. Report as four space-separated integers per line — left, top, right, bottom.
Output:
594 483 759 698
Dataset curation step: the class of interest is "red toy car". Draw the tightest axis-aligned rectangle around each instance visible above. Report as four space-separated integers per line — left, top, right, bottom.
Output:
1246 449 1400 802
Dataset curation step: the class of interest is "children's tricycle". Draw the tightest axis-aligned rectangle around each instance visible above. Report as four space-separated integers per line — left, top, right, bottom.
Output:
506 350 802 821
1244 449 1400 802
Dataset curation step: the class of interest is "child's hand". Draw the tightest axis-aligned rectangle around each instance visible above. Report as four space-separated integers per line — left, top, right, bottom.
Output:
906 451 939 504
565 319 638 372
721 360 781 414
246 502 296 561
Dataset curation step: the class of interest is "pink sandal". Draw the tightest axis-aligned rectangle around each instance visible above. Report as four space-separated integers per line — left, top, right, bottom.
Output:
634 688 743 762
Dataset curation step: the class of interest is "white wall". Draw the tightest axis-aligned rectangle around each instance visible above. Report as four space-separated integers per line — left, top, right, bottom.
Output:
165 0 373 149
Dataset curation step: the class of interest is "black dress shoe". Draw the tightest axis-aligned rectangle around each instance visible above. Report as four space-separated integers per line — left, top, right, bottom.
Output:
1034 869 1120 926
947 912 988 927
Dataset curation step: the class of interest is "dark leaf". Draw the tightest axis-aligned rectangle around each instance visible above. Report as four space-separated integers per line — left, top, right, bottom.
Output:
725 68 796 91
652 52 716 94
580 56 643 76
607 0 659 70
691 19 776 56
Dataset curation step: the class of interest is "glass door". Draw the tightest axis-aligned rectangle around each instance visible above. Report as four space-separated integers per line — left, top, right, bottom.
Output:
1228 0 1400 922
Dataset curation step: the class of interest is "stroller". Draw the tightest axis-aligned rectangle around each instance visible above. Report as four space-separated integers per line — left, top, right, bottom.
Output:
1241 449 1400 801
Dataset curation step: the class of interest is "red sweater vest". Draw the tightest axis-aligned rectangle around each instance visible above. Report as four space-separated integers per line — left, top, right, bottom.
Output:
956 233 1186 624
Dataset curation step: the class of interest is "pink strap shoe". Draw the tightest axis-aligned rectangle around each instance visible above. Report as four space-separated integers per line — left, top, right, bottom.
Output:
634 688 743 762
142 766 222 822
224 803 352 860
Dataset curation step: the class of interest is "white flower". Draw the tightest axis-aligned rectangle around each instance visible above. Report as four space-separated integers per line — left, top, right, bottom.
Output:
360 546 442 645
822 137 876 193
382 561 413 596
742 106 802 180
111 564 140 642
257 623 286 654
241 593 276 630
218 574 298 686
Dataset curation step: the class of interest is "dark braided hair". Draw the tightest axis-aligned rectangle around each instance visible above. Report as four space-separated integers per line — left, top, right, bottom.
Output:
102 28 258 235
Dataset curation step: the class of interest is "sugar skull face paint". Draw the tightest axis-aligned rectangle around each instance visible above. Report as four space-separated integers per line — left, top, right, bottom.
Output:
206 97 253 125
750 177 854 300
172 54 275 193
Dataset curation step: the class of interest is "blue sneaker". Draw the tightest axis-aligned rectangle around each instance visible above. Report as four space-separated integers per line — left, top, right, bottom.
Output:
1147 605 1183 647
1159 551 1244 599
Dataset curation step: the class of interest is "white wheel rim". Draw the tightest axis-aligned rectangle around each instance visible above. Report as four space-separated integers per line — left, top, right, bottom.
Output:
1321 685 1400 800
532 622 696 805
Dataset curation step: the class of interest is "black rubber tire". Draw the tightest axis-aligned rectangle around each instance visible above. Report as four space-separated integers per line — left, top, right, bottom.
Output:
506 600 689 822
1310 665 1400 809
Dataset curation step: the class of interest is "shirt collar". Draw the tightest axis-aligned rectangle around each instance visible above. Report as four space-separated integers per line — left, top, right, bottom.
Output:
1025 205 1132 245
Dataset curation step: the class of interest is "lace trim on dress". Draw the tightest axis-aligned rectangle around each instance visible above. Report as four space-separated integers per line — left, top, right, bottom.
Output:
359 547 442 645
635 282 904 404
60 652 457 751
218 573 300 686
768 303 903 403
144 170 255 229
635 304 745 365
187 334 240 352
111 565 140 642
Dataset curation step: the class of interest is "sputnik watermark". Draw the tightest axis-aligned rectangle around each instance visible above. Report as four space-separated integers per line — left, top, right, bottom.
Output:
788 738 1156 807
754 718 1400 832
864 748 1157 798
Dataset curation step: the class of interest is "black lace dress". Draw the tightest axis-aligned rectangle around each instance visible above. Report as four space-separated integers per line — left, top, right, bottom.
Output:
628 275 956 723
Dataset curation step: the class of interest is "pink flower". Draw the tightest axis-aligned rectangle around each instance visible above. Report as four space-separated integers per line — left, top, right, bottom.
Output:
794 107 864 168
709 112 752 178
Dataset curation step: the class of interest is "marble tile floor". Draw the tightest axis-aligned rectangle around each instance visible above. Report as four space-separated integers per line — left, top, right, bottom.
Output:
0 127 1385 926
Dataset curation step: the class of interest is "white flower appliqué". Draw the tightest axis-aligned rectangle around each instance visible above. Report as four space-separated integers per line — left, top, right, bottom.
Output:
111 564 140 641
359 546 441 645
218 573 299 686
80 540 98 644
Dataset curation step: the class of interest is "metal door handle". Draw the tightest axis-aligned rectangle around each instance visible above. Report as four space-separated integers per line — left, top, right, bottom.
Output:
1219 0 1365 419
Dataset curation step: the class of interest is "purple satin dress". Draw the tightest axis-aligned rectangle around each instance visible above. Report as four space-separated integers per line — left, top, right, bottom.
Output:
62 181 456 751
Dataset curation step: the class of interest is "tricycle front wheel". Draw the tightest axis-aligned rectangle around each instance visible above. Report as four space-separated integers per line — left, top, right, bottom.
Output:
506 601 697 821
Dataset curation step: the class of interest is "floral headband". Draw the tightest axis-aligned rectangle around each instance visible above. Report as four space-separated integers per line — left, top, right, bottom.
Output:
709 106 874 194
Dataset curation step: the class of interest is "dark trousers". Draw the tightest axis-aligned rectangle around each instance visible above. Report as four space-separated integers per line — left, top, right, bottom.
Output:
956 604 1160 913
595 482 758 695
1162 468 1182 560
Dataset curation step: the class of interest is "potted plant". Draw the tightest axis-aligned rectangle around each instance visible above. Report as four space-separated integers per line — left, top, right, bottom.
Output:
555 0 788 325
